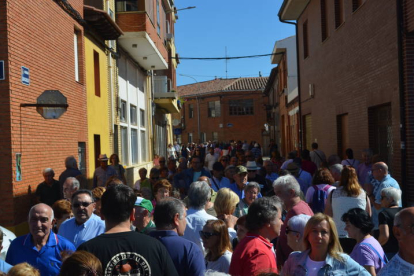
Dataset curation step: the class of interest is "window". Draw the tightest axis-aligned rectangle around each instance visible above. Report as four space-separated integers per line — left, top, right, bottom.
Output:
140 109 145 127
93 50 101 97
189 104 194 118
320 0 328 41
74 32 80 82
156 0 160 35
115 0 138 12
334 0 344 28
352 0 363 12
208 101 221 118
121 126 128 165
229 99 254 116
303 21 309 58
212 132 218 141
120 100 127 122
188 133 193 143
131 129 138 164
201 133 206 143
130 105 137 125
140 130 147 161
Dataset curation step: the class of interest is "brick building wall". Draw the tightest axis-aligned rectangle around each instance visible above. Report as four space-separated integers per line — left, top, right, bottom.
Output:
296 0 401 180
181 91 267 145
1 0 88 231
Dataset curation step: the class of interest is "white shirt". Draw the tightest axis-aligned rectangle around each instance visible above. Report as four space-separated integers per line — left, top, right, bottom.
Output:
205 153 217 171
206 250 232 273
306 257 326 276
378 253 414 276
183 208 217 253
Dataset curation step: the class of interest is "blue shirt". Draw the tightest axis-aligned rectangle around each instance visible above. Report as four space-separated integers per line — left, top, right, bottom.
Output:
6 232 75 276
227 182 263 200
149 230 205 276
374 174 401 206
0 259 12 273
58 213 105 248
210 176 231 192
265 173 279 184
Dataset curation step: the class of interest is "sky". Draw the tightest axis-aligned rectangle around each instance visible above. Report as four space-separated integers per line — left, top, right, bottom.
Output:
175 0 295 86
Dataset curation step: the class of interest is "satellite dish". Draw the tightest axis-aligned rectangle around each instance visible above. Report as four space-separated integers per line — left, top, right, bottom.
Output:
172 119 181 126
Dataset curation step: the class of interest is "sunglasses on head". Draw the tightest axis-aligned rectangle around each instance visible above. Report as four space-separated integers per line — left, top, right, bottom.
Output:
199 231 219 239
73 202 93 208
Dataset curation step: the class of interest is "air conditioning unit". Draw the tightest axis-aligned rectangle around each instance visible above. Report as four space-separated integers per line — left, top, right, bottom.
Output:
219 124 223 128
166 33 174 41
309 84 314 97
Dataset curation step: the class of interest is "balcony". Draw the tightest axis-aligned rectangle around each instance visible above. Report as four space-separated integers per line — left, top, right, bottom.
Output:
279 0 310 20
116 2 169 70
153 76 180 113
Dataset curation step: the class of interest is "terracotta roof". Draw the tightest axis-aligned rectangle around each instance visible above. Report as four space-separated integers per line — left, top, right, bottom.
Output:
177 77 269 97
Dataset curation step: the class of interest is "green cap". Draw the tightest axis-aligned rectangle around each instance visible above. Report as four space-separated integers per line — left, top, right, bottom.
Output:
135 197 153 212
235 165 247 174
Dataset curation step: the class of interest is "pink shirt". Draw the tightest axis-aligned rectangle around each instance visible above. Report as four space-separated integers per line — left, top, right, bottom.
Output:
276 200 314 267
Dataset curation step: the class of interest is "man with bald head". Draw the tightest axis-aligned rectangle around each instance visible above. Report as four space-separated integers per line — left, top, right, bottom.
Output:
6 203 75 276
378 207 414 275
372 162 401 210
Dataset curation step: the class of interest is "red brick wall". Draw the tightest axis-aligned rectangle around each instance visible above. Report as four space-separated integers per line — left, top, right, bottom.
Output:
403 0 414 203
180 91 267 145
296 0 401 181
2 0 88 227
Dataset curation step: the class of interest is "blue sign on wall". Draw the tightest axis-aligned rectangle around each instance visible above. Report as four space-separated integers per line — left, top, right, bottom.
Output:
21 66 30 85
173 128 182 135
0 61 4 80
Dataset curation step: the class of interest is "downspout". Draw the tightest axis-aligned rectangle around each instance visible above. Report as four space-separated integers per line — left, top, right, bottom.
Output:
278 16 303 153
397 0 407 206
150 70 156 157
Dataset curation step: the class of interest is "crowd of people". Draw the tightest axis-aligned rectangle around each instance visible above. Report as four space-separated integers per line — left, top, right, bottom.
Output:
0 140 412 276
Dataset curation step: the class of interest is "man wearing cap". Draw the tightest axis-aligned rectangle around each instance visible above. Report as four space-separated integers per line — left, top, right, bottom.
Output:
58 189 105 248
133 197 156 234
93 154 116 188
210 162 230 192
246 161 271 195
227 166 263 201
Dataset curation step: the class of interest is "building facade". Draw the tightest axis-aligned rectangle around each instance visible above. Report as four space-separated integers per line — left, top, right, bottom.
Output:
0 0 88 233
264 36 299 157
115 0 180 183
177 78 269 147
279 0 414 203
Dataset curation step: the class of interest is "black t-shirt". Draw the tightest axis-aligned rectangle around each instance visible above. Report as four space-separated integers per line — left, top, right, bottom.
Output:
78 231 178 276
378 207 402 253
35 180 61 206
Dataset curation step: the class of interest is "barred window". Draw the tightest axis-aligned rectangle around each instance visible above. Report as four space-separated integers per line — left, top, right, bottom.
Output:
229 99 254 116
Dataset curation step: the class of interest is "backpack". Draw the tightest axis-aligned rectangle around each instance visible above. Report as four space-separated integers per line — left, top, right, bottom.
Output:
311 185 331 213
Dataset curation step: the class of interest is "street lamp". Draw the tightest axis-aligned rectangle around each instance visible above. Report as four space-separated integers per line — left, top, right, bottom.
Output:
176 6 196 12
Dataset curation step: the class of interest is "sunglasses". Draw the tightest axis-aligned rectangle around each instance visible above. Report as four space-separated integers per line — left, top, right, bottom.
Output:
199 231 219 239
73 202 93 208
285 227 300 235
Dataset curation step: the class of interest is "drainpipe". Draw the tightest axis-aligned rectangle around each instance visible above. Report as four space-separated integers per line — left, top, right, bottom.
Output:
150 70 156 157
396 0 407 206
278 16 303 153
196 96 201 142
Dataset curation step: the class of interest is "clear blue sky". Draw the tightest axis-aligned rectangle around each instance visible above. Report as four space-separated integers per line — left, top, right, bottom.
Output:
175 0 295 86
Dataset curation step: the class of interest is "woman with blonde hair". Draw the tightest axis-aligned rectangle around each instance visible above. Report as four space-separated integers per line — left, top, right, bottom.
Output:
325 165 371 254
200 219 233 273
7 262 40 276
59 250 103 276
282 213 370 275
